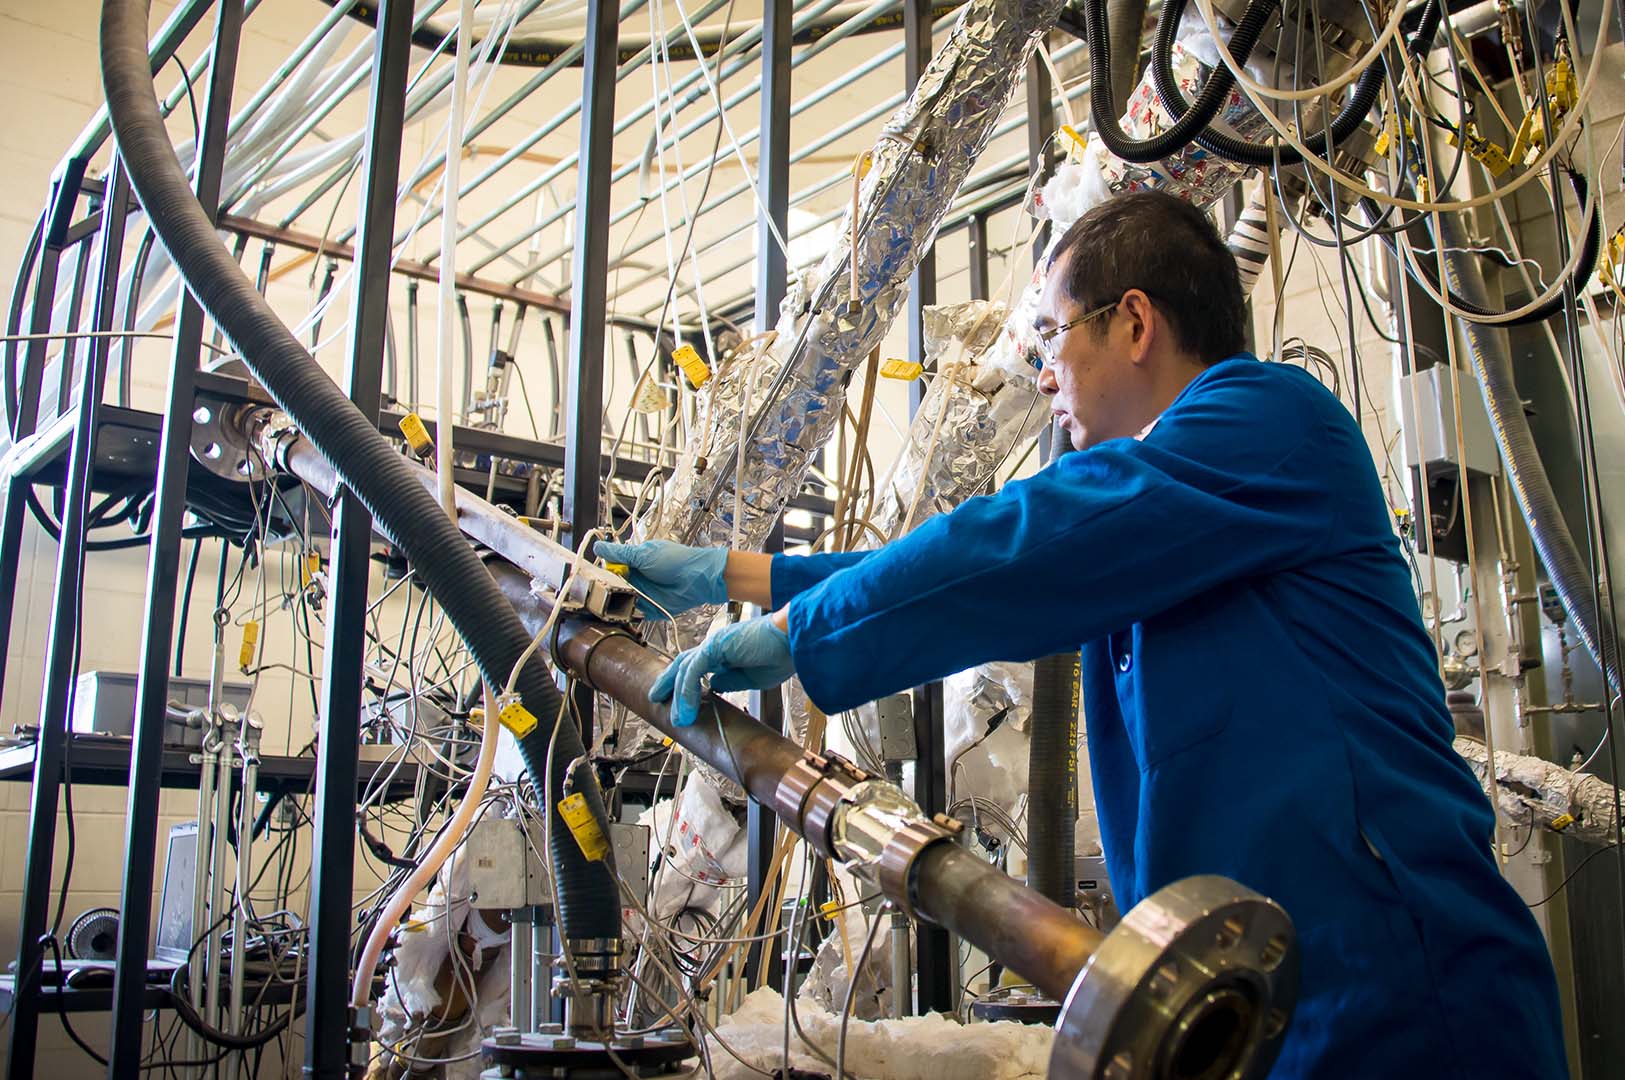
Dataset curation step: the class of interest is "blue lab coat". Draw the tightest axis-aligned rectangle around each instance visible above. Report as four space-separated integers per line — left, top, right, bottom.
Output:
769 356 1566 1078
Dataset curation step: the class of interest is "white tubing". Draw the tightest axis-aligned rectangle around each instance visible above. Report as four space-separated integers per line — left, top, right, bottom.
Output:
436 0 475 517
351 683 500 1009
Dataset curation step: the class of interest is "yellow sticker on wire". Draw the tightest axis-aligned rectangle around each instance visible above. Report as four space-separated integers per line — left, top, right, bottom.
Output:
557 792 611 862
672 343 710 388
238 621 259 673
498 700 539 738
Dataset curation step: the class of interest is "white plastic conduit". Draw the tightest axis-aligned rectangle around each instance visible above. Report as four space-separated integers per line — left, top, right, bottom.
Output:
436 0 476 516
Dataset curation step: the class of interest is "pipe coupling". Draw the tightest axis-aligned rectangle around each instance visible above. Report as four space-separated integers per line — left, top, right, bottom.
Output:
771 751 872 856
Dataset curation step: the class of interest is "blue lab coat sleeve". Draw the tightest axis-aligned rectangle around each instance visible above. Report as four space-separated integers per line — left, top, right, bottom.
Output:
769 550 871 611
785 359 1345 714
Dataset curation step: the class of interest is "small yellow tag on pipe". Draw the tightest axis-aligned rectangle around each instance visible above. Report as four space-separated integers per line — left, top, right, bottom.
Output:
672 343 710 388
558 792 611 861
238 621 259 673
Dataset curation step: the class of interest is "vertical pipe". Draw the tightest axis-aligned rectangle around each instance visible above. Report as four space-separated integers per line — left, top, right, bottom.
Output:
563 0 618 548
967 213 990 302
0 158 88 710
56 240 94 416
6 162 130 1080
108 0 238 1058
744 0 791 991
303 3 412 1074
905 0 936 419
1025 53 1056 257
436 0 474 517
406 278 420 407
911 678 953 1012
1027 650 1081 910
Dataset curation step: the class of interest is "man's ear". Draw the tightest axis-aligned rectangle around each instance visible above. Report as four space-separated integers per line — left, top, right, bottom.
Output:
1123 289 1157 364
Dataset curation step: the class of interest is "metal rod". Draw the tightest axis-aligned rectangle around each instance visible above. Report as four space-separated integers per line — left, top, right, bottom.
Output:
966 212 990 300
6 161 131 1080
205 710 235 1025
906 0 937 418
228 719 261 1033
303 2 412 1073
562 0 618 551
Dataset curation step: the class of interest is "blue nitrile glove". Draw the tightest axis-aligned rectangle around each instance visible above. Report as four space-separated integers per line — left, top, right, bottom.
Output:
593 539 730 620
649 618 794 727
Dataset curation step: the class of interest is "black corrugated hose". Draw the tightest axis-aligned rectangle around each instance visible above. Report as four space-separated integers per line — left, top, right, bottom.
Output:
1027 651 1082 910
99 0 620 948
1147 0 1432 167
1433 208 1620 695
1088 0 1279 164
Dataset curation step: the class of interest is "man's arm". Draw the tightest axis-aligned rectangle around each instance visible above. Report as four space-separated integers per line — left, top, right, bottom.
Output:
784 363 1352 713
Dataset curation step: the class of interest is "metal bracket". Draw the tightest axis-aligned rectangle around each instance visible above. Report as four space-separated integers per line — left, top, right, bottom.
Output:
771 751 870 856
877 813 964 920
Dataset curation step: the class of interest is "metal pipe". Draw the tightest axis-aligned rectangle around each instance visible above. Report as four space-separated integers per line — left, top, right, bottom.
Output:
228 718 261 1033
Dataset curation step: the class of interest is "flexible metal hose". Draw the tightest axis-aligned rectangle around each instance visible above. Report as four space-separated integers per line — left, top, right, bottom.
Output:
1434 209 1620 693
100 0 620 950
1027 651 1082 910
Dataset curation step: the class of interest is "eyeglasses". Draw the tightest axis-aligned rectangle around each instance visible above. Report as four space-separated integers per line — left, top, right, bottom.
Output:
1033 298 1120 366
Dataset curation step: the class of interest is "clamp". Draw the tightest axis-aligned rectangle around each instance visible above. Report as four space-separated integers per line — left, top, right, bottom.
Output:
876 813 965 921
771 751 870 857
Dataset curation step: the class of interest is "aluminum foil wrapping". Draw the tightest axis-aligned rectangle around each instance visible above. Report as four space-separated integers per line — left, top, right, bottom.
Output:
1454 736 1621 848
644 0 1065 553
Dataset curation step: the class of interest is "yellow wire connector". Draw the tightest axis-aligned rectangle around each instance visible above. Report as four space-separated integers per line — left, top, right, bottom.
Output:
1445 122 1512 178
398 412 435 461
497 699 539 738
238 621 259 674
879 358 924 381
557 792 611 861
1550 812 1576 832
603 562 630 577
302 552 322 588
672 343 710 389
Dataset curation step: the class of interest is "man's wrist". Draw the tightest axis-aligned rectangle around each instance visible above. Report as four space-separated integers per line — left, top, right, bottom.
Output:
770 606 790 634
723 550 775 608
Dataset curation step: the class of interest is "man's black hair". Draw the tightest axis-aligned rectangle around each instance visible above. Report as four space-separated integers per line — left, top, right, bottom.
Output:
1049 190 1246 363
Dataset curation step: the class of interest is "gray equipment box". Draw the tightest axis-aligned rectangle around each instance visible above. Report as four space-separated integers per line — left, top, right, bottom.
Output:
71 670 253 749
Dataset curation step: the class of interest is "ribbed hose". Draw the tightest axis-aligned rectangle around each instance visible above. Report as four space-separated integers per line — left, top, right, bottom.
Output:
99 0 621 944
1027 651 1081 909
1367 173 1601 328
1148 0 1425 168
1106 0 1148 120
1433 210 1620 694
1088 0 1278 164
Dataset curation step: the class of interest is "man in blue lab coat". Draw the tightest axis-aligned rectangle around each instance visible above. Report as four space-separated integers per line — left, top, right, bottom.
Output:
597 191 1566 1077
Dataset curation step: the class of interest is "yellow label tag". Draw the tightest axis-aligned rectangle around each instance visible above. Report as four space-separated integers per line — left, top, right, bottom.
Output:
1551 812 1576 831
238 621 259 673
498 701 539 738
879 358 924 381
557 792 611 862
397 412 434 458
302 552 321 587
672 343 710 388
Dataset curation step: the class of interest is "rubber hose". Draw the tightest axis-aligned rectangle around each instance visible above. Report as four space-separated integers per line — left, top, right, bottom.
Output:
1107 0 1149 119
100 0 620 943
1433 209 1620 694
1148 0 1431 167
1364 173 1600 328
1026 651 1081 909
1088 0 1278 165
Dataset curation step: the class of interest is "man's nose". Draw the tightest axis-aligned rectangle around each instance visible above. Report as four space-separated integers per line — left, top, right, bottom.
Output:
1037 360 1057 395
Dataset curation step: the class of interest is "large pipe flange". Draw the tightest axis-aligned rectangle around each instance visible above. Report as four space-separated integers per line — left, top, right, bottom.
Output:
1049 875 1297 1080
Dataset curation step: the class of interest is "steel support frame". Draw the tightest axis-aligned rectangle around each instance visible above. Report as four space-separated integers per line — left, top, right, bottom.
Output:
6 162 131 1079
303 2 411 1073
743 0 792 992
108 1 244 1073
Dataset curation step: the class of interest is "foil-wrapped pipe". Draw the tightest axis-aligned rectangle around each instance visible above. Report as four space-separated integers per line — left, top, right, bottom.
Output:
644 0 1066 553
1454 737 1623 848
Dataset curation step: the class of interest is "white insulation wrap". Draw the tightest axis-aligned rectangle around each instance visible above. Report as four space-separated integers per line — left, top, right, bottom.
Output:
646 0 1065 551
1454 736 1622 848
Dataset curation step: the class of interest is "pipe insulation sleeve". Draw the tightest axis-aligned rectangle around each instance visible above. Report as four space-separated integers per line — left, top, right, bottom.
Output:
1026 651 1081 909
1225 189 1275 297
1433 209 1621 694
99 0 621 954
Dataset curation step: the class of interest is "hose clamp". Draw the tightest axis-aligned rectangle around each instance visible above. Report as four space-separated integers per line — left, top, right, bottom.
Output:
876 813 964 921
772 751 870 857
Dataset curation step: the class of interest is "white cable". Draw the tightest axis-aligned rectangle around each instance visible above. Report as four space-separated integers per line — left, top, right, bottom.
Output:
435 0 476 518
1193 0 1404 102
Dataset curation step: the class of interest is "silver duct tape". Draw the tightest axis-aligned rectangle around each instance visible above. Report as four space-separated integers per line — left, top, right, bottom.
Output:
645 0 1065 551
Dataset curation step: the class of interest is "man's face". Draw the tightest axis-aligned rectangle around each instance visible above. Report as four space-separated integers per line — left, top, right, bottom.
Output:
1033 255 1132 451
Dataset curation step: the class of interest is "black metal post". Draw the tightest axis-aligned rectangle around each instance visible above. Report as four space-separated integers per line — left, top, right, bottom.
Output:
1027 52 1056 258
967 213 990 302
109 2 242 1073
911 678 953 1012
905 0 936 418
6 163 130 1080
303 3 411 1074
743 0 792 991
0 158 89 703
562 0 618 549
